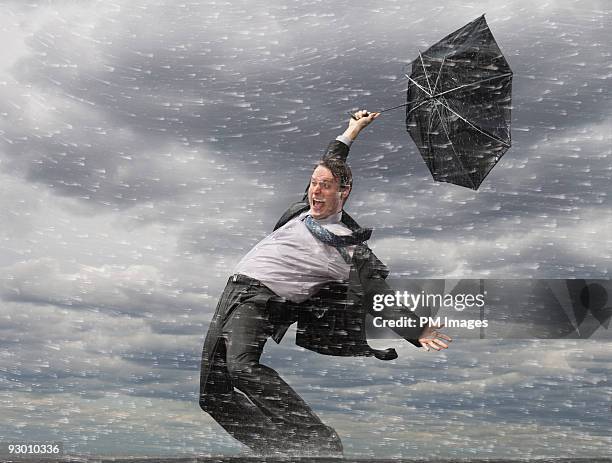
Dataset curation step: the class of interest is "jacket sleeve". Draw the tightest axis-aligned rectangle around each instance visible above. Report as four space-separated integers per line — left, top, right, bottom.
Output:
356 248 424 348
322 139 350 162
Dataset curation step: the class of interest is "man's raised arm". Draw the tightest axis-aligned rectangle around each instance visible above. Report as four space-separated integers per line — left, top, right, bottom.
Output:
322 110 380 162
300 110 380 200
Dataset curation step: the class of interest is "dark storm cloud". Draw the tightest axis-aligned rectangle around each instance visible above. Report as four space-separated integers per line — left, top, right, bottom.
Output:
2 0 610 241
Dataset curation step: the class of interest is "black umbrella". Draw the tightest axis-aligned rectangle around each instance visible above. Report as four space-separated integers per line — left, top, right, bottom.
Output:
405 15 513 190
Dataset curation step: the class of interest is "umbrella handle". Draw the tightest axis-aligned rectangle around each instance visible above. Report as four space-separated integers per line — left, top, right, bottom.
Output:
347 111 370 120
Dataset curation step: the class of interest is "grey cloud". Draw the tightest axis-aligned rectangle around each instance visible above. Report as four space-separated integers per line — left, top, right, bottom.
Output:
0 301 203 401
370 206 611 278
3 0 609 227
2 292 611 457
263 339 612 458
0 258 216 319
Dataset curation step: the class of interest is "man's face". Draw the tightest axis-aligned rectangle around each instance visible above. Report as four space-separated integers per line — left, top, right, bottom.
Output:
308 165 349 220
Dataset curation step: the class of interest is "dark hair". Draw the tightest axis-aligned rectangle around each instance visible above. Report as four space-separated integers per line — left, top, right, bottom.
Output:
316 158 353 190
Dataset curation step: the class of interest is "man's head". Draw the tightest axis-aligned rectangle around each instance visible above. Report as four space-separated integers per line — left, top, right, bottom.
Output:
307 158 352 220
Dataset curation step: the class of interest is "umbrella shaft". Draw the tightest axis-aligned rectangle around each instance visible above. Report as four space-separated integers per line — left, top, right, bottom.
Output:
378 103 410 113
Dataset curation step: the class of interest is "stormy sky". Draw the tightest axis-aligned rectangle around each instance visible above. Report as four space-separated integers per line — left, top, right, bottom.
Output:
0 0 611 458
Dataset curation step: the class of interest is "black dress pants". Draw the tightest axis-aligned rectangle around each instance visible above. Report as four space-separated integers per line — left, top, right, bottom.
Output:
199 276 343 456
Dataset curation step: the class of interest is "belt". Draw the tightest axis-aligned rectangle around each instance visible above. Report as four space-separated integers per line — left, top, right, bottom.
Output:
230 274 265 286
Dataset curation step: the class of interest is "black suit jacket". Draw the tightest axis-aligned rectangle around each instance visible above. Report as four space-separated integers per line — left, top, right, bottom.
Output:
271 140 423 361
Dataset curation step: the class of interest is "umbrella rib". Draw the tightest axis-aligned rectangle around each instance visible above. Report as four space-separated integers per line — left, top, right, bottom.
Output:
432 55 446 95
439 95 479 188
405 74 432 97
434 98 511 148
418 51 434 95
432 102 476 189
428 102 436 137
434 73 513 98
426 101 438 176
406 99 432 116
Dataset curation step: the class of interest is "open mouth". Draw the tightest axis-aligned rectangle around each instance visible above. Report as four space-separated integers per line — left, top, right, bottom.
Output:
310 198 325 212
311 198 325 209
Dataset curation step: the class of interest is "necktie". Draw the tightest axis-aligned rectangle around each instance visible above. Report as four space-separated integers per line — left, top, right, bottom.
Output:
303 215 372 264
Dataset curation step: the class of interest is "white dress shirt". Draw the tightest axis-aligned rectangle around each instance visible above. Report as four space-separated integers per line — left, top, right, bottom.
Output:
233 210 356 303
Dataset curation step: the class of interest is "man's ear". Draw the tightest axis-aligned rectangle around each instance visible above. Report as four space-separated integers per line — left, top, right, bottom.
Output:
341 185 351 200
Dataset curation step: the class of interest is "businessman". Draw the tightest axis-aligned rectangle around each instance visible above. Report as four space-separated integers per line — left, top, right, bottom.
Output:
199 110 451 456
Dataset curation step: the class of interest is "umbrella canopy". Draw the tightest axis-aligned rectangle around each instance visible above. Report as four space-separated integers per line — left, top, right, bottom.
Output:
406 15 513 190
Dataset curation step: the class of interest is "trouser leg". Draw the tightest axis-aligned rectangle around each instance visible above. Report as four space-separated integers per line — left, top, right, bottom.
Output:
224 303 342 454
200 294 342 455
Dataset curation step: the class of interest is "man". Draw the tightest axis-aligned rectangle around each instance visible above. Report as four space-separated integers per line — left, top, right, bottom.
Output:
199 110 451 456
